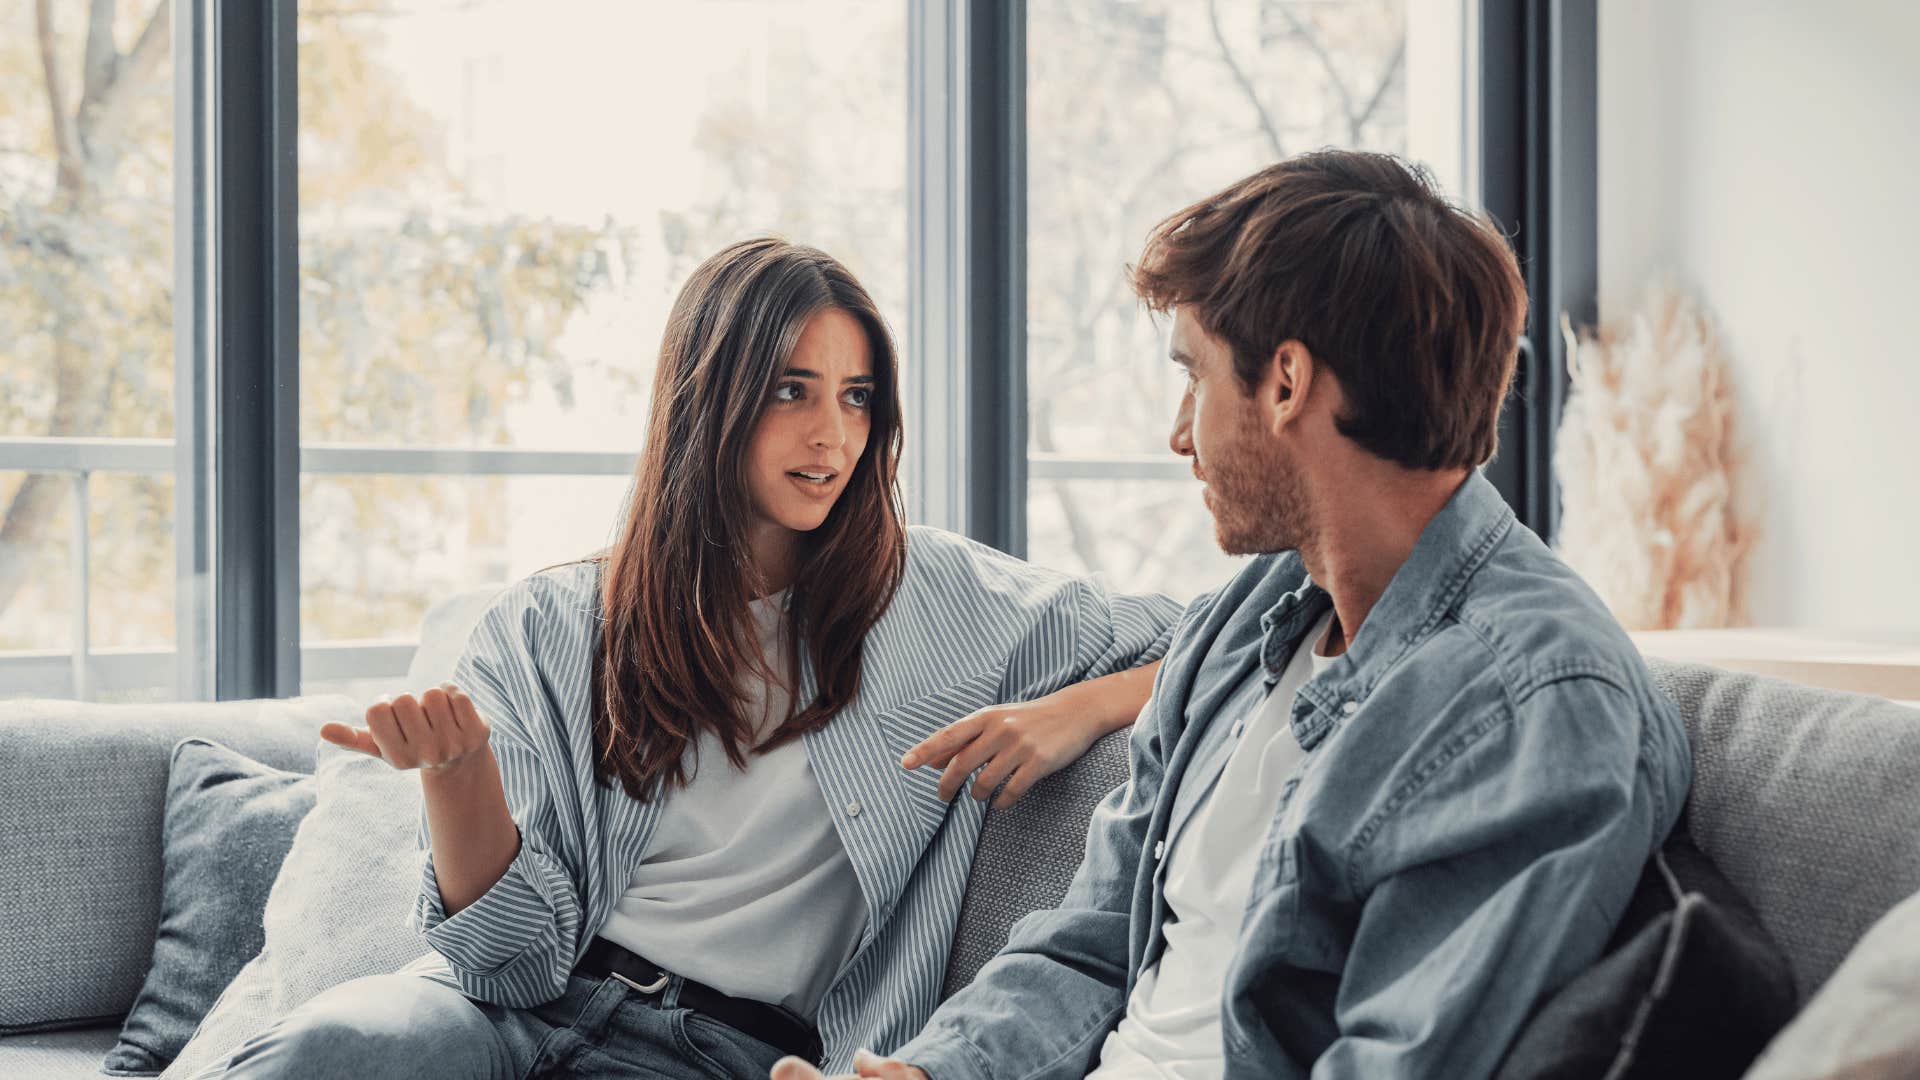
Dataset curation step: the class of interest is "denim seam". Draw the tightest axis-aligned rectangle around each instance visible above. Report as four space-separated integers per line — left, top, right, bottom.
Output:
1013 1002 1127 1080
1344 698 1513 895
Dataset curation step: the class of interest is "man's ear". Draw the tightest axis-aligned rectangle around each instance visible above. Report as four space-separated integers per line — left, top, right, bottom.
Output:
1258 340 1314 437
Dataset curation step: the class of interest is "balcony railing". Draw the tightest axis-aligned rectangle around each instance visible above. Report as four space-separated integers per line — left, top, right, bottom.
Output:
0 435 1187 700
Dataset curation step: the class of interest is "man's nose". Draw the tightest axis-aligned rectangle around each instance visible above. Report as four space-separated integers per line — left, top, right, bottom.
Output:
1168 394 1195 457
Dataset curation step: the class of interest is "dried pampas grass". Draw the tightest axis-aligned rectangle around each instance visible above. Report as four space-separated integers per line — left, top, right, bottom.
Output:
1554 283 1750 630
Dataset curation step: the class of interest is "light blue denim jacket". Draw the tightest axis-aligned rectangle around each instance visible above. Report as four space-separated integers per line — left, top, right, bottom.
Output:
896 472 1693 1079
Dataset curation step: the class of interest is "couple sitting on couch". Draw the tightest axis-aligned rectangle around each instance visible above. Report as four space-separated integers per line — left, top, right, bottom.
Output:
203 150 1691 1080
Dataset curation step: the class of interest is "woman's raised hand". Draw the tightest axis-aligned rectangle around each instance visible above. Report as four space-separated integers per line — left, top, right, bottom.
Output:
320 683 491 772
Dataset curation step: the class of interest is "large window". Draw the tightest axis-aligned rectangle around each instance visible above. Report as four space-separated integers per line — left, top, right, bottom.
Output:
293 0 907 698
4 1 1549 702
1025 0 1470 600
0 0 176 700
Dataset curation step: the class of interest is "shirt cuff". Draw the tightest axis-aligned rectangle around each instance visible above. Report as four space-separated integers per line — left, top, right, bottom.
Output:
895 1029 995 1080
409 825 568 976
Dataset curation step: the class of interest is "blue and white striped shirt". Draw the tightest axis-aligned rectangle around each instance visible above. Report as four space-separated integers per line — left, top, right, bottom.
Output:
405 525 1182 1070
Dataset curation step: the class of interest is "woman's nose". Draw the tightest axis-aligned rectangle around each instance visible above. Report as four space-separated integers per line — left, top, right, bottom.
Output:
809 405 847 450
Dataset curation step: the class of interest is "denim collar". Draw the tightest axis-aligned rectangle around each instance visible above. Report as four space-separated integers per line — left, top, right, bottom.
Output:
1255 470 1515 749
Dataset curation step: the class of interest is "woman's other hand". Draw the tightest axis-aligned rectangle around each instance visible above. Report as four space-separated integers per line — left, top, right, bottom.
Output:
321 683 491 773
900 691 1107 810
770 1048 927 1080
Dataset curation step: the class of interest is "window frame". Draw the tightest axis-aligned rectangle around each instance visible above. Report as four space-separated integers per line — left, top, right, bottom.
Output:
0 0 1590 700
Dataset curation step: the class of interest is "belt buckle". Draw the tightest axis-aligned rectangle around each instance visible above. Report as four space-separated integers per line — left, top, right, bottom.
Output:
610 969 669 995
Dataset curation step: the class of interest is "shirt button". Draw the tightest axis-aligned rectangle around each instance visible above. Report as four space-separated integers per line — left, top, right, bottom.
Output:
1153 840 1166 860
846 801 862 817
1342 700 1360 716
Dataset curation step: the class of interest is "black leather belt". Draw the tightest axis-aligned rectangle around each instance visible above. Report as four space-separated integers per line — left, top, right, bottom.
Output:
576 937 824 1065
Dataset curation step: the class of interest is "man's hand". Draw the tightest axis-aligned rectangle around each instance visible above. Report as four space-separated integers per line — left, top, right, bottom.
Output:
770 1049 927 1080
320 684 491 773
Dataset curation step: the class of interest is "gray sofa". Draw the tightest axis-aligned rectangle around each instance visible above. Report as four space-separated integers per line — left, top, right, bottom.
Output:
4 656 1919 1078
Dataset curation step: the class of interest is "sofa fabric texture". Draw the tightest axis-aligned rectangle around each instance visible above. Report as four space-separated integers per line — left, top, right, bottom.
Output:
1744 886 1920 1080
0 696 347 1035
1647 659 1920 999
103 740 317 1076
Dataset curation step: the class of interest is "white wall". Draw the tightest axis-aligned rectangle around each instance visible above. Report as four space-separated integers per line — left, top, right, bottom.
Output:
1598 0 1920 628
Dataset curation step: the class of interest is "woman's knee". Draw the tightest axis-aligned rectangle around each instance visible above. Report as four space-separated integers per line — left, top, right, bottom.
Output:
221 974 507 1078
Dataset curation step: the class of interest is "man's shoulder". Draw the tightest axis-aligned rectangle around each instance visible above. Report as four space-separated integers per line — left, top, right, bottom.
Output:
1442 532 1654 703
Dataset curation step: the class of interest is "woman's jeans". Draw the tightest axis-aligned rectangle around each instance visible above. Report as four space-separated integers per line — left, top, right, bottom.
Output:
210 970 789 1079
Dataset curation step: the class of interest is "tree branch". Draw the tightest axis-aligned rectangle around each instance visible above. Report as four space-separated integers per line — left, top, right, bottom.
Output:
79 0 118 119
88 0 172 153
1349 37 1407 141
1208 0 1285 160
34 0 84 192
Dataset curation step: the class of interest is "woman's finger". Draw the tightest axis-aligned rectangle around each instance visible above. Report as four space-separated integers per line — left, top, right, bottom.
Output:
902 714 982 770
991 764 1035 810
449 687 488 739
970 747 1021 803
319 722 381 757
364 702 406 764
390 693 427 746
936 733 1002 803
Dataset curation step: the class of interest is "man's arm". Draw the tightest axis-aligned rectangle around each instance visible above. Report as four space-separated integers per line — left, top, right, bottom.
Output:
889 613 1196 1080
1285 676 1677 1078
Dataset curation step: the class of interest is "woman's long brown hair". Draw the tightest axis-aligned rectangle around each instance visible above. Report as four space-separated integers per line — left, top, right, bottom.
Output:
589 238 907 802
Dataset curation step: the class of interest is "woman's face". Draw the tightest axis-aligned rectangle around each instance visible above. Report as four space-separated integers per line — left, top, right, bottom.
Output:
742 307 876 570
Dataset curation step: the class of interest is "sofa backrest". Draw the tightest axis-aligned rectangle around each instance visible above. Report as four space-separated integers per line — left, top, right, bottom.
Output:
0 696 354 1034
1649 658 1920 1001
943 662 1920 1006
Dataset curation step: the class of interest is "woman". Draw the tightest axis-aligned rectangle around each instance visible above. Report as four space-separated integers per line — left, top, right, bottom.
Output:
210 239 1179 1079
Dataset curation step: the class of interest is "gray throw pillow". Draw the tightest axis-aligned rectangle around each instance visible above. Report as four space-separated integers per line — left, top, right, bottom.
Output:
161 741 431 1079
103 740 316 1076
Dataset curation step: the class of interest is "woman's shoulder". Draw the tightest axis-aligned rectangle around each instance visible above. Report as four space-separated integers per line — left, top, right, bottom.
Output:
469 559 603 653
902 525 1083 607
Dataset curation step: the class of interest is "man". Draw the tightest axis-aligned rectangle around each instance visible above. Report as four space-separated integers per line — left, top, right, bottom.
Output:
777 150 1692 1079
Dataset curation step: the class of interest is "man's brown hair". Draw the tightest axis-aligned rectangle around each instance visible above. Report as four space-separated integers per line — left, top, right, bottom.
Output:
1130 150 1528 470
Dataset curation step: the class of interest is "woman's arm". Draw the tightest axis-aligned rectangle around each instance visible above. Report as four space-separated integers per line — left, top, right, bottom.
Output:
902 658 1162 809
322 684 519 915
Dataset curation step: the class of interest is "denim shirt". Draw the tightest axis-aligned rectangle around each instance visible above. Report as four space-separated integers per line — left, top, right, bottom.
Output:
897 472 1693 1080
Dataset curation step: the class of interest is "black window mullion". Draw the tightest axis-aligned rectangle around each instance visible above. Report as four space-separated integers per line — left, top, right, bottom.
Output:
212 0 300 699
1479 0 1596 543
965 0 1026 556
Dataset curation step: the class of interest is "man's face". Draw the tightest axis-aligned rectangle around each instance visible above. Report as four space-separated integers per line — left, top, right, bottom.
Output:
1167 309 1308 556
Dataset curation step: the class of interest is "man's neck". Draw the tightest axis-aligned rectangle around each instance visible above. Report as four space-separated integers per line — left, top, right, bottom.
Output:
1298 466 1468 657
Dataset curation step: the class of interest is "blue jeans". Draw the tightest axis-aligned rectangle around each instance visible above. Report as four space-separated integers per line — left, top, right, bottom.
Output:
211 971 788 1079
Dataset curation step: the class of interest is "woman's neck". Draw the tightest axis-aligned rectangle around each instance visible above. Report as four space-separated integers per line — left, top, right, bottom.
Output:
748 519 802 597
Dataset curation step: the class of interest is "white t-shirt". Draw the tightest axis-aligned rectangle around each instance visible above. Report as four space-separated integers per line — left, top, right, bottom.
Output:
595 591 869 1019
1088 610 1338 1079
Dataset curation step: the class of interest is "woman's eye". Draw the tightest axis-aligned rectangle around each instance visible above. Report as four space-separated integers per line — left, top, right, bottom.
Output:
844 387 872 409
773 382 803 403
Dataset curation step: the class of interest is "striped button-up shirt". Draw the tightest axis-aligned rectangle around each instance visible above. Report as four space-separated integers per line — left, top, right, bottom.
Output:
405 526 1182 1071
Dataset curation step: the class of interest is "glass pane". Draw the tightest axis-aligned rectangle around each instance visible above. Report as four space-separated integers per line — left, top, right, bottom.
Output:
1025 0 1464 597
295 0 908 690
0 0 176 699
1028 477 1246 603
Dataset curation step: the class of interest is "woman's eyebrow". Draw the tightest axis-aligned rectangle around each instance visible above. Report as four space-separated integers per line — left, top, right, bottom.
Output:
783 367 875 384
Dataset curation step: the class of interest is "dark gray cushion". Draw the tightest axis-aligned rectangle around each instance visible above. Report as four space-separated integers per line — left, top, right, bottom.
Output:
102 741 316 1076
0 696 353 1034
1649 659 1920 999
943 727 1132 999
1495 833 1797 1079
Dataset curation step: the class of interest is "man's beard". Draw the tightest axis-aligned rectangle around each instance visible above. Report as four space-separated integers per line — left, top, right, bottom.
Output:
1203 428 1309 557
